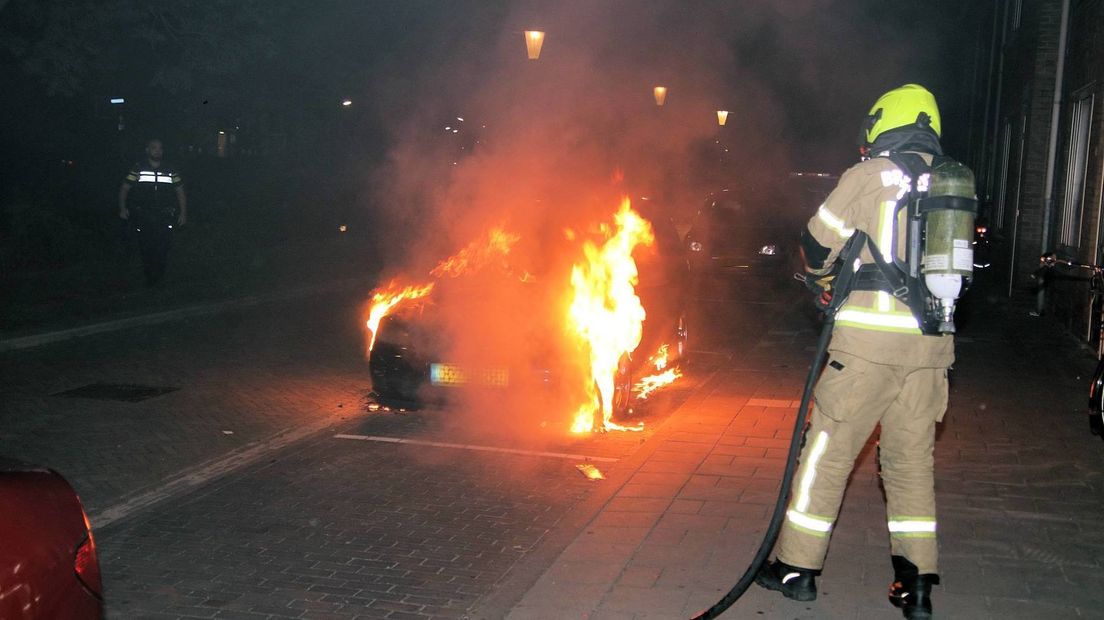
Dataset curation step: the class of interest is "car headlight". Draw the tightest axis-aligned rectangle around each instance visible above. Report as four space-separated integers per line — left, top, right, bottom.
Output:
689 241 703 252
759 244 778 256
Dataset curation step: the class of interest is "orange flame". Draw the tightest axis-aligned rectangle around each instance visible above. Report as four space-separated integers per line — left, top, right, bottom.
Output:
366 281 435 353
631 344 683 400
568 198 654 433
367 226 519 354
430 227 520 278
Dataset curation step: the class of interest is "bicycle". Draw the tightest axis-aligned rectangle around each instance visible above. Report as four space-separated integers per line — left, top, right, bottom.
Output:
1037 252 1104 439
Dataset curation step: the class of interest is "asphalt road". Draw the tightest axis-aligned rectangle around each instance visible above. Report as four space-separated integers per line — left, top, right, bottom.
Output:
0 273 804 619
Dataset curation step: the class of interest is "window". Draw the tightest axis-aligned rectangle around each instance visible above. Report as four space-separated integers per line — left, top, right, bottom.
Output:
1059 95 1095 247
994 121 1012 229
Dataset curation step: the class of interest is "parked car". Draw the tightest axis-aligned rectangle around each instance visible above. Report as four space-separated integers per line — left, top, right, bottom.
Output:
683 189 800 281
368 199 689 417
0 459 103 619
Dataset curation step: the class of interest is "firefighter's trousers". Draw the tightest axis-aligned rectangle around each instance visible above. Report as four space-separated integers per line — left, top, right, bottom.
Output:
776 350 948 575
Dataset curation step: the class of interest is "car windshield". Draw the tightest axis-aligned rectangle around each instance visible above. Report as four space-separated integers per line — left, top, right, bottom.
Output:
706 196 782 228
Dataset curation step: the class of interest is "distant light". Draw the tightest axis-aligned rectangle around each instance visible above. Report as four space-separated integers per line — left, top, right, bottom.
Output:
218 130 225 135
717 110 729 126
524 30 545 60
457 117 465 122
339 224 348 233
653 86 668 106
109 98 125 104
445 126 452 131
452 129 459 134
342 99 353 107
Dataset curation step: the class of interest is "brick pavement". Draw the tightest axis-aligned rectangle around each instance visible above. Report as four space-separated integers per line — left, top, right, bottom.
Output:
475 286 1104 619
0 290 374 517
96 427 596 619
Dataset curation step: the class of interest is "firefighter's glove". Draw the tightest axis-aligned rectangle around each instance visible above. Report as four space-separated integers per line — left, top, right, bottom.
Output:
804 273 835 311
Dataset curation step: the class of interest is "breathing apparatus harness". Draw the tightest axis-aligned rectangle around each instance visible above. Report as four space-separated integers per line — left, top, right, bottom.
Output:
693 153 976 619
851 152 978 334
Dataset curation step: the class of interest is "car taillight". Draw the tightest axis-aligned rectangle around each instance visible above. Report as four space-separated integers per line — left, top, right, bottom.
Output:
74 511 103 599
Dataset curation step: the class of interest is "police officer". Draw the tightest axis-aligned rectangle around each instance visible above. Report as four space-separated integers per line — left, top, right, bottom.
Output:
755 85 950 620
119 138 187 286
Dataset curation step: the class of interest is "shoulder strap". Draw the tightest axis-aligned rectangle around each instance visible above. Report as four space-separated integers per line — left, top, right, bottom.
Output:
848 152 931 302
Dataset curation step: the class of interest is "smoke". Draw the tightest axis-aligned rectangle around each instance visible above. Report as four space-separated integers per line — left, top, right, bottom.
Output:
362 0 980 438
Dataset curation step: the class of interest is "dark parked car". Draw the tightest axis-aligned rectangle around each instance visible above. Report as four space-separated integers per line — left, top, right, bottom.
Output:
0 459 103 619
368 200 689 417
684 189 800 280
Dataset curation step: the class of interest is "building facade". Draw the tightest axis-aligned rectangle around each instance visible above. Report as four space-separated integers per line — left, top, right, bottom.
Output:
978 0 1104 349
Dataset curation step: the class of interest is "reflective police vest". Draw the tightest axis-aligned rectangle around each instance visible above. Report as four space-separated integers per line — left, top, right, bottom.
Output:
124 163 182 222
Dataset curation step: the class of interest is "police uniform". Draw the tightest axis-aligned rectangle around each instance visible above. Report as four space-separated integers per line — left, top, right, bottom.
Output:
778 153 951 576
123 163 183 285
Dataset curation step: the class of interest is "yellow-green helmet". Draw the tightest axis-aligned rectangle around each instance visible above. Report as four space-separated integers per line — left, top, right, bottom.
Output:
863 84 941 145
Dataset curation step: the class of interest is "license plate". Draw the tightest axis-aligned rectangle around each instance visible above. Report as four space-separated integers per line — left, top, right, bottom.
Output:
430 363 509 388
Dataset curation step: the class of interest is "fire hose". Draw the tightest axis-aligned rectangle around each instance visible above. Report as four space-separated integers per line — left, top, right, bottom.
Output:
691 235 865 619
690 312 834 619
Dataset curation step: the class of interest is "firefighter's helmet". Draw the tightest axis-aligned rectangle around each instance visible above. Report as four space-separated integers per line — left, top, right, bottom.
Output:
862 84 941 145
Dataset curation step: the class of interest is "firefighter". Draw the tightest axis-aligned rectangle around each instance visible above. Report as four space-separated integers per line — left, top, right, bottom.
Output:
119 138 187 286
755 84 950 620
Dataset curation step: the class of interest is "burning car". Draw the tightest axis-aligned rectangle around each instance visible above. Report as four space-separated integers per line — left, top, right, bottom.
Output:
366 198 688 431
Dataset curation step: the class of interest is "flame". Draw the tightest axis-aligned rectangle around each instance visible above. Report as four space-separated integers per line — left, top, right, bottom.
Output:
568 198 654 433
633 368 682 400
630 344 683 400
367 226 518 354
366 281 435 353
430 226 520 278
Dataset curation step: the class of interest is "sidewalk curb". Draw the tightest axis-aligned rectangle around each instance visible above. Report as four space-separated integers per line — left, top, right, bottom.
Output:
0 277 373 353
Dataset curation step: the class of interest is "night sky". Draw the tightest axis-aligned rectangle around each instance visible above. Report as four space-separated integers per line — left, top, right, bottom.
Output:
0 0 991 237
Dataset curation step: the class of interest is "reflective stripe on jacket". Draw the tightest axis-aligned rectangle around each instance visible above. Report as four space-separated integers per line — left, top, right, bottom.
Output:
805 155 953 368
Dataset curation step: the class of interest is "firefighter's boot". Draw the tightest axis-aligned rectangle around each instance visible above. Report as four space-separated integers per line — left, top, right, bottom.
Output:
888 555 939 619
755 559 818 601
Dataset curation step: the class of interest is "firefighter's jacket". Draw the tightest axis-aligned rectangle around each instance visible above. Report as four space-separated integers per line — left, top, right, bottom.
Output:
806 153 953 368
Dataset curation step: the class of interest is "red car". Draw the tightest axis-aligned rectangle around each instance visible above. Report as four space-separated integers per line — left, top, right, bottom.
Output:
0 459 103 619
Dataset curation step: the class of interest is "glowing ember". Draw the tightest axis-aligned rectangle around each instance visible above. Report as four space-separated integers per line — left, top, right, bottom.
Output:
568 198 654 433
366 281 435 352
576 463 605 480
430 227 520 278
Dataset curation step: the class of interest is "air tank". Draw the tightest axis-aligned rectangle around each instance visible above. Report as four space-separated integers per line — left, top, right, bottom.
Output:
921 160 977 333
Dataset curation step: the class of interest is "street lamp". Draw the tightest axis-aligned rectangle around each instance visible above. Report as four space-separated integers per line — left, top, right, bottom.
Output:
653 86 668 106
717 110 729 126
524 30 545 60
